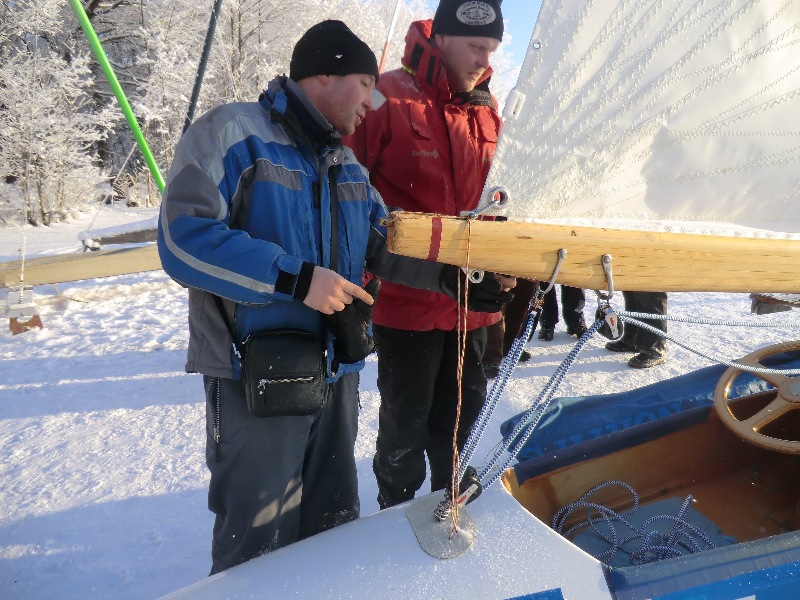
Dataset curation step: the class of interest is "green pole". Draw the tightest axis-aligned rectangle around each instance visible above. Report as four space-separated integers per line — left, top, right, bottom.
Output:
68 0 165 193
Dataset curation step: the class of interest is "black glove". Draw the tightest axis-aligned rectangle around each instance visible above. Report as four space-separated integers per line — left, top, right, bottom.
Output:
439 266 514 313
326 278 381 364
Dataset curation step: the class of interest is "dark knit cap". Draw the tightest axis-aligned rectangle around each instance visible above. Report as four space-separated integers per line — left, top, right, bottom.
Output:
432 0 504 42
290 20 379 83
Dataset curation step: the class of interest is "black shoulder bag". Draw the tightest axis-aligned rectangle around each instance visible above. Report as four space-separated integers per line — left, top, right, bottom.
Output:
214 295 326 417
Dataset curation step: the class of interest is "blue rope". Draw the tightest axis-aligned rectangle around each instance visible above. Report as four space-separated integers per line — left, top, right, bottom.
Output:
618 311 800 376
459 308 538 478
552 481 716 565
476 320 602 489
460 306 800 494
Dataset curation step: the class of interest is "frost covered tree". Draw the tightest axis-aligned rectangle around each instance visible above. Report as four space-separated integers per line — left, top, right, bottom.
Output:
0 0 517 225
0 0 115 226
190 0 434 111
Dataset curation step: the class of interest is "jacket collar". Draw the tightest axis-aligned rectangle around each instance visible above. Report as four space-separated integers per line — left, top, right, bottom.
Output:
259 76 342 153
400 19 494 105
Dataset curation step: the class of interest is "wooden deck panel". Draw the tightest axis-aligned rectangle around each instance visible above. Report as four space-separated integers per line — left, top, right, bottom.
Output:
0 244 161 288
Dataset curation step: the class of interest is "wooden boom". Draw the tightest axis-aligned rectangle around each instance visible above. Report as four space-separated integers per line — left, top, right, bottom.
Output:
0 245 161 288
385 212 800 294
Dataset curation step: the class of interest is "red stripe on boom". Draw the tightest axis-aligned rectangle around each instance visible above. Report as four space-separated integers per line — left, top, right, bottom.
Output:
427 217 442 261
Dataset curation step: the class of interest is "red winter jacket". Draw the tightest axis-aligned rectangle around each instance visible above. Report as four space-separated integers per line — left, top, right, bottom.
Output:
346 20 502 332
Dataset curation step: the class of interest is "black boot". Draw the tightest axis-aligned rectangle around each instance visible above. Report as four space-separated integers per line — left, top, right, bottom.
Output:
566 316 587 337
538 326 554 342
628 351 666 368
605 339 637 353
483 363 501 378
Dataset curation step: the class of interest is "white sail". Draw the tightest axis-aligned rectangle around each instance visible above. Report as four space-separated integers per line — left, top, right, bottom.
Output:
482 0 800 238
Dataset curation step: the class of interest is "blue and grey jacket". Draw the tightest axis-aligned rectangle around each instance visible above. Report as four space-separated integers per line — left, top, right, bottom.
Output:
159 76 442 381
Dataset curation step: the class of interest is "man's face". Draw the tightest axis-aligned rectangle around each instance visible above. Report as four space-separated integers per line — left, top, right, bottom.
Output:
318 73 376 136
435 35 500 92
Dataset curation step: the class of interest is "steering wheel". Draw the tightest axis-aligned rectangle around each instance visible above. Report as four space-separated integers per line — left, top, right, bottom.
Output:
714 341 800 455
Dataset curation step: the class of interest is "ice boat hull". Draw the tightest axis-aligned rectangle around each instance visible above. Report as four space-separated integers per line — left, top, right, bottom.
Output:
160 484 611 600
385 212 800 294
162 350 800 599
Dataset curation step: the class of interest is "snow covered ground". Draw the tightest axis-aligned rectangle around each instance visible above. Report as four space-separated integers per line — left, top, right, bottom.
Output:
1 207 797 599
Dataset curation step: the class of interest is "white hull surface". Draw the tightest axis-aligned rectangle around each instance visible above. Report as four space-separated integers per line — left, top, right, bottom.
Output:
160 485 611 600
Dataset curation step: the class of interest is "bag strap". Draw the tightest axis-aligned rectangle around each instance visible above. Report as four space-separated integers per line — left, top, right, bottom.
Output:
328 163 339 272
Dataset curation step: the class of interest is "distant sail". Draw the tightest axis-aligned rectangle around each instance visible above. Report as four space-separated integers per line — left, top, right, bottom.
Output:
481 0 800 237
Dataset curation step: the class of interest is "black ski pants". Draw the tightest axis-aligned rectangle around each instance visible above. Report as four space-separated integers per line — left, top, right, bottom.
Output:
620 291 668 355
204 373 360 574
540 284 586 329
372 325 488 509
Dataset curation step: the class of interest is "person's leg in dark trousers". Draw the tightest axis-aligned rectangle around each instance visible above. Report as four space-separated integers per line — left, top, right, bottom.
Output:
539 283 558 328
372 326 446 508
502 278 538 355
426 327 488 492
560 286 586 334
537 282 558 340
627 291 668 356
205 373 360 574
298 372 360 539
205 376 312 574
482 319 504 376
372 326 488 507
606 291 644 354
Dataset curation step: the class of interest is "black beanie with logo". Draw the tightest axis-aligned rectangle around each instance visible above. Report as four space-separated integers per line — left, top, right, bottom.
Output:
290 20 379 83
432 0 504 42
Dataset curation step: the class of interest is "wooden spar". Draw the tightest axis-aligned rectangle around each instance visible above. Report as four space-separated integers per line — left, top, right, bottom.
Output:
385 212 800 294
5 211 799 292
0 245 161 289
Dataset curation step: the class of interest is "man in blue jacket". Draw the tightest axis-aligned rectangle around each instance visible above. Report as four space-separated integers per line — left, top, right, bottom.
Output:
158 20 513 574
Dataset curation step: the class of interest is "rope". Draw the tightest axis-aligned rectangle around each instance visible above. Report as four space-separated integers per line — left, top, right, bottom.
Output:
459 301 538 476
552 481 716 565
618 311 800 376
477 320 603 490
458 306 800 497
449 219 474 532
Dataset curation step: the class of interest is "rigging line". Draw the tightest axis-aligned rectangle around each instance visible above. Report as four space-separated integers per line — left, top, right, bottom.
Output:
620 310 800 330
184 0 224 134
459 257 566 477
449 219 475 533
552 481 716 565
618 314 800 376
477 321 602 490
458 298 538 477
378 0 402 74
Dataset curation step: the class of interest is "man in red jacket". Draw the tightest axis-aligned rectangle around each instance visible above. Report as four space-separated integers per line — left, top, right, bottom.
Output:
346 0 511 509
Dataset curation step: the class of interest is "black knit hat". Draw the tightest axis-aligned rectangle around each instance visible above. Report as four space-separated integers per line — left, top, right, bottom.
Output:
432 0 504 42
290 20 379 83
